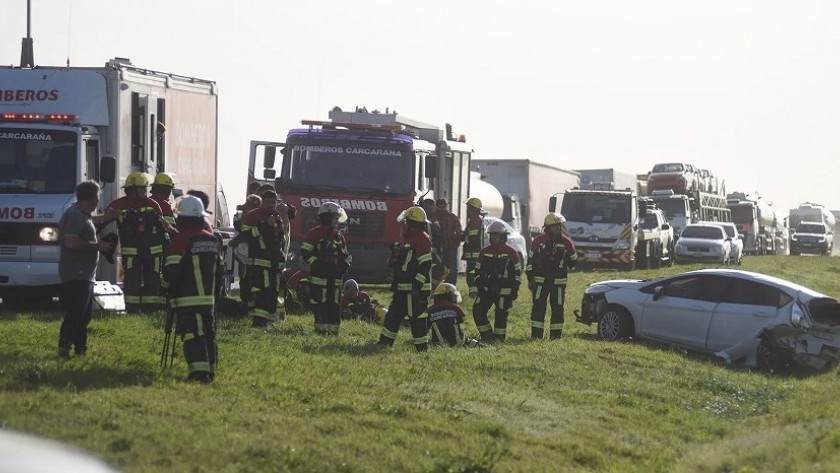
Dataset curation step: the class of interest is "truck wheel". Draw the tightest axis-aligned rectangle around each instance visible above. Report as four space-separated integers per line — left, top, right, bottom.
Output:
598 305 634 340
651 242 662 269
623 259 636 272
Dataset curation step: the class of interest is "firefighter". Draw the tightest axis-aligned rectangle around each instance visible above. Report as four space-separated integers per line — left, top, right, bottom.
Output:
420 198 446 286
301 202 350 335
161 195 218 383
241 190 287 327
378 206 433 352
471 220 522 343
426 282 480 348
232 193 262 315
526 212 577 340
107 172 172 313
340 279 373 321
150 172 177 230
462 197 485 300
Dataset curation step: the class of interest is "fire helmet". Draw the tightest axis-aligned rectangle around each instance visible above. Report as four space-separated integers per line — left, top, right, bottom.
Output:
544 212 566 227
122 172 150 188
317 201 348 223
465 197 483 210
176 195 210 217
343 279 359 293
153 172 175 187
433 282 462 303
397 206 429 224
487 220 509 235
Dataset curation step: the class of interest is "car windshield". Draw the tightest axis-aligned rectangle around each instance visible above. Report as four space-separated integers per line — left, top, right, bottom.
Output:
681 226 723 239
718 225 736 238
641 214 659 229
653 199 689 218
282 139 413 194
729 206 755 224
561 194 632 224
651 163 684 173
0 128 78 194
797 223 826 234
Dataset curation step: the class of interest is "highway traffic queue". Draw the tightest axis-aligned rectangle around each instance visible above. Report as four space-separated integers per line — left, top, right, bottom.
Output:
97 175 578 382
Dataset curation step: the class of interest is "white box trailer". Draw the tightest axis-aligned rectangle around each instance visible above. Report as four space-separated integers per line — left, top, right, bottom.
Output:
0 58 218 304
576 168 638 193
471 159 579 240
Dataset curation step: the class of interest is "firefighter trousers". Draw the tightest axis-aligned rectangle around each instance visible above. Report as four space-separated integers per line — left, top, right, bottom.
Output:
248 264 280 324
123 252 165 313
176 307 217 381
378 292 429 351
310 276 341 335
531 278 566 339
473 287 513 342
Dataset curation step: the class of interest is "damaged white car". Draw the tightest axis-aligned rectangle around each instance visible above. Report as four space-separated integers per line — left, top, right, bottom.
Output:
575 269 840 372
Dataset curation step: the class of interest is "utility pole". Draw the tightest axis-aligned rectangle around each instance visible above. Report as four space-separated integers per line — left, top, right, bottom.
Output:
20 0 35 68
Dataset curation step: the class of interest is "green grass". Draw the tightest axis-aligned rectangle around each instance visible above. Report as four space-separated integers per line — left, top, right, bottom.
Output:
3 256 840 472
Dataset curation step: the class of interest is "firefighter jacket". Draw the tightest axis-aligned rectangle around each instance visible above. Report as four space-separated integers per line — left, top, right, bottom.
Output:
341 291 372 319
389 228 432 296
462 213 484 261
242 207 286 268
426 300 467 347
150 194 176 227
526 233 578 284
161 228 218 309
301 225 349 279
473 242 522 296
107 196 166 256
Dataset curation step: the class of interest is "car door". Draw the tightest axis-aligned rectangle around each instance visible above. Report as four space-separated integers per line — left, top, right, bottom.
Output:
640 275 729 350
706 277 789 351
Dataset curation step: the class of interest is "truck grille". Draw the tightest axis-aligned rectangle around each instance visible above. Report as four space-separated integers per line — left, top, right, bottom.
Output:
0 222 46 245
300 208 385 239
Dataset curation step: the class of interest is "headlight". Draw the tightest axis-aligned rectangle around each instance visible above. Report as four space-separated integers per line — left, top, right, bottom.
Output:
39 227 59 242
585 284 612 295
791 303 810 329
613 239 631 250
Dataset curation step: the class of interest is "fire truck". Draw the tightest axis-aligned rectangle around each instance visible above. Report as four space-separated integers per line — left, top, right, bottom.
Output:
0 57 220 305
246 107 473 282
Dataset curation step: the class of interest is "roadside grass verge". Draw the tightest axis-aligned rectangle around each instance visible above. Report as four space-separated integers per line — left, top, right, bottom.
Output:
1 255 840 472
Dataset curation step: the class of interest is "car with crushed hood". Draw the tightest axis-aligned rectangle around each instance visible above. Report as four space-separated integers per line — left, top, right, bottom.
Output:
575 269 840 372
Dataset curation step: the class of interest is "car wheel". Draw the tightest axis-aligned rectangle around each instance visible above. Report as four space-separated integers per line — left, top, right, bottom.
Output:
756 338 783 373
597 305 633 341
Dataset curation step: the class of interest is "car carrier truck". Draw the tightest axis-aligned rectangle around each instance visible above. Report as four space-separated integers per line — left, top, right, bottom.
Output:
247 107 474 283
0 57 219 305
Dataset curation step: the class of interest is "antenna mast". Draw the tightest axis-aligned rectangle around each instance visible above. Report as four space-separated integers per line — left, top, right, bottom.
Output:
20 0 35 68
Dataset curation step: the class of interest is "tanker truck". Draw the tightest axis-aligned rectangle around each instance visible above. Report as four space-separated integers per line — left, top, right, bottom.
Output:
789 202 836 231
726 192 784 255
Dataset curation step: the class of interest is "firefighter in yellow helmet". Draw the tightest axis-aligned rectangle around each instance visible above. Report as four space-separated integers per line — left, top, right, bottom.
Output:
470 220 522 343
462 197 485 300
526 212 577 339
378 206 432 351
107 172 173 313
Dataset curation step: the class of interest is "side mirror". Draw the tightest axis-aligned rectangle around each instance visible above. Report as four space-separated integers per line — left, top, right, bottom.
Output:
263 146 277 169
549 196 557 213
424 154 438 178
653 286 664 301
263 168 276 180
99 156 116 183
172 188 184 198
661 223 670 230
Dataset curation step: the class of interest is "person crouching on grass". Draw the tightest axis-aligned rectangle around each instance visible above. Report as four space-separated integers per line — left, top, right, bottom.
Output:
426 283 482 348
161 196 219 383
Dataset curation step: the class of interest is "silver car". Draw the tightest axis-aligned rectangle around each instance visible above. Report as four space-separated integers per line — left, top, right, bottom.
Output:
707 221 743 265
675 223 731 264
575 269 840 372
482 217 528 268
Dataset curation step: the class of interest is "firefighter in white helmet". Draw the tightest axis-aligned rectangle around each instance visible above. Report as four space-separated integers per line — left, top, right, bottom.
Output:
526 212 577 339
378 206 433 351
425 282 480 347
301 201 350 335
470 220 522 343
462 197 485 299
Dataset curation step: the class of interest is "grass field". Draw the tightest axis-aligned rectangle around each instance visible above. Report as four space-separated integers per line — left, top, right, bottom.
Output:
3 256 840 472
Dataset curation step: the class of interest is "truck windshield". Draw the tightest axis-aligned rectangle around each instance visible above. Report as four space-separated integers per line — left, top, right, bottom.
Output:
729 206 755 224
653 199 688 218
0 129 77 194
283 141 413 194
796 223 826 234
561 194 632 224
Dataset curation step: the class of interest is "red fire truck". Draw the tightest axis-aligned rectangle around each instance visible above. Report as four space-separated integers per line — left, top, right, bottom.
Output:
246 107 473 282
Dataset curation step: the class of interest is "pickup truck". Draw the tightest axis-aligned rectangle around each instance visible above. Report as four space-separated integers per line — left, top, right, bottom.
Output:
635 207 675 268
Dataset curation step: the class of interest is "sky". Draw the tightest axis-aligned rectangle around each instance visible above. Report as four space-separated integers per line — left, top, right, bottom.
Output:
2 0 839 216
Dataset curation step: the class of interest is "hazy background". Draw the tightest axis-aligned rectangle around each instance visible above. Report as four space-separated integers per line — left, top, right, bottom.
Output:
2 0 839 215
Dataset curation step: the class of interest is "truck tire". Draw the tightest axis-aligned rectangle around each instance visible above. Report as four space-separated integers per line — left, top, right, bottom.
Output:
651 242 662 269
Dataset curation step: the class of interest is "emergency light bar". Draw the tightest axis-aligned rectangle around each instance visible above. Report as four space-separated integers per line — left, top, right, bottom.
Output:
0 113 80 124
301 119 404 132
